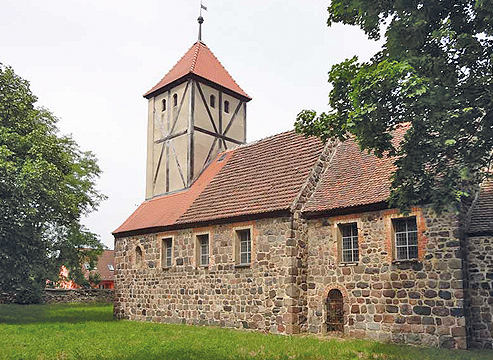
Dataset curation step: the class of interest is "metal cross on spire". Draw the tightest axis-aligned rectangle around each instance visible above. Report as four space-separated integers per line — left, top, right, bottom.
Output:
198 1 207 42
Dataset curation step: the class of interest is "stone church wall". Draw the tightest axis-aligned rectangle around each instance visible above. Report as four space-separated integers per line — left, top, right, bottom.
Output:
466 235 493 349
304 206 468 349
114 206 482 349
114 217 296 333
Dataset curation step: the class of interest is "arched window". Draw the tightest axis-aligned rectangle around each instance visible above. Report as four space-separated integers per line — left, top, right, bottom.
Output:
224 100 230 114
326 289 344 332
135 246 143 266
210 94 216 108
173 94 178 107
161 98 166 112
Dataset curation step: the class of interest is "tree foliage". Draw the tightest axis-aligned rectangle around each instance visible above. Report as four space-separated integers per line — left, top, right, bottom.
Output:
0 64 106 302
295 0 493 211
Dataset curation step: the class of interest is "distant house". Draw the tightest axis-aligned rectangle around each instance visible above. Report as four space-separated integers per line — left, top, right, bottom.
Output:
84 250 115 289
54 249 115 289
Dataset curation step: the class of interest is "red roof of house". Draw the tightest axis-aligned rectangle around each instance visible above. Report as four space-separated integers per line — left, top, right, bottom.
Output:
144 41 250 100
95 250 114 281
113 151 234 235
303 126 407 213
177 131 324 224
468 180 493 234
83 250 114 281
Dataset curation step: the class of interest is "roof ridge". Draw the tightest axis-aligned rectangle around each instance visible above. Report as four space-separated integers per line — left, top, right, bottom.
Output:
189 42 201 73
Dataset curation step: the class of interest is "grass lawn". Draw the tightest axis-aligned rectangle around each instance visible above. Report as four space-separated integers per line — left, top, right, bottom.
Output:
0 303 491 360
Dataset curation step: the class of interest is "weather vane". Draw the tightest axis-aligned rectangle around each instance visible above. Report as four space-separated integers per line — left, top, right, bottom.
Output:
198 1 207 42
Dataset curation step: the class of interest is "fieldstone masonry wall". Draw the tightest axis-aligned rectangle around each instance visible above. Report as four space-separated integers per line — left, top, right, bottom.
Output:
114 205 493 349
466 235 493 348
305 206 467 349
114 217 297 333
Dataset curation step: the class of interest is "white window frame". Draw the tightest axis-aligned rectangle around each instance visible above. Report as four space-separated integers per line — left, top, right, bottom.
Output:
339 223 359 264
393 217 418 261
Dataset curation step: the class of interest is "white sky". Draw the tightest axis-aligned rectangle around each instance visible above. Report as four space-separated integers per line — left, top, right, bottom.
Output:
1 1 383 249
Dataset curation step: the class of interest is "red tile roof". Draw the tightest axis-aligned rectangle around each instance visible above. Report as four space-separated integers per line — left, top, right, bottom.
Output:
114 128 414 236
303 126 408 213
176 131 324 224
94 250 114 281
82 250 114 282
144 41 250 100
468 180 493 234
113 151 234 235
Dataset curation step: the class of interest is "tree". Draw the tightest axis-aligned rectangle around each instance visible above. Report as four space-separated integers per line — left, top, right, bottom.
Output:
295 0 493 212
0 64 106 303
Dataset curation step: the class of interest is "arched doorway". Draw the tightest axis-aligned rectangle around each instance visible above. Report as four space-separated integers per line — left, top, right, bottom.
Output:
326 289 344 332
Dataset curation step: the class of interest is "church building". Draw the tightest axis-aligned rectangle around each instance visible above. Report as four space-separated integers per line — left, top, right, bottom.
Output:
113 22 493 350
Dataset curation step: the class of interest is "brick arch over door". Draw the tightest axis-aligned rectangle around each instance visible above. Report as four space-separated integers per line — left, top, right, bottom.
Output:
324 284 348 298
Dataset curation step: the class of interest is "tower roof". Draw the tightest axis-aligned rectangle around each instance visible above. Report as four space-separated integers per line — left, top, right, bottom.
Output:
144 41 251 100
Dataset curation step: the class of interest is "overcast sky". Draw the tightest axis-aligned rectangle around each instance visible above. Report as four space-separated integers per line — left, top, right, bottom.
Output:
1 1 383 249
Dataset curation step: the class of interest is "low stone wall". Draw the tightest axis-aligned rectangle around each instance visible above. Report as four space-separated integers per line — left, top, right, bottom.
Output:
43 289 114 304
0 289 114 304
0 292 16 304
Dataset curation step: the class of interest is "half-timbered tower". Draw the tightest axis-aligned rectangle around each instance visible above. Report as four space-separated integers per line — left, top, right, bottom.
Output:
144 41 251 198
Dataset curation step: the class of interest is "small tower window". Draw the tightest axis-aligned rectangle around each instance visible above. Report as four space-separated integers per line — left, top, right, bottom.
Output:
161 99 166 111
224 100 230 114
173 94 178 107
210 94 216 108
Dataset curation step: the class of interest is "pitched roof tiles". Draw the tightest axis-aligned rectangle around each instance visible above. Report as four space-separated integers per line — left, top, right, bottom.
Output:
115 128 420 236
177 131 324 224
303 126 408 213
144 42 250 99
112 151 234 235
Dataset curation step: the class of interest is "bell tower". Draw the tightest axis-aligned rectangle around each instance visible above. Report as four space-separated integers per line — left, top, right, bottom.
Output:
144 37 251 198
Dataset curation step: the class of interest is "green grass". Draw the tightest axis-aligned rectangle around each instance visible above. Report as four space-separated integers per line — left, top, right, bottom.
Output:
0 304 491 360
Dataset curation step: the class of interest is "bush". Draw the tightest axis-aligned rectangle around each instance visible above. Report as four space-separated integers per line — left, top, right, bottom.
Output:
14 286 43 304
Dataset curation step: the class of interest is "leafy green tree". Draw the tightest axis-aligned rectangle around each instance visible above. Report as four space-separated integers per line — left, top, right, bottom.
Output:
0 64 106 303
88 272 102 288
295 0 493 211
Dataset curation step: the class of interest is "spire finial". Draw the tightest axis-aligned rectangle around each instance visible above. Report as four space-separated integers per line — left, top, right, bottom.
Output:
198 1 207 42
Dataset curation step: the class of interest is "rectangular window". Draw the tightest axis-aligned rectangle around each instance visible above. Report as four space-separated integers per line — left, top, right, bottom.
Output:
340 223 359 263
197 234 209 266
162 238 172 267
237 229 251 265
393 217 418 260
